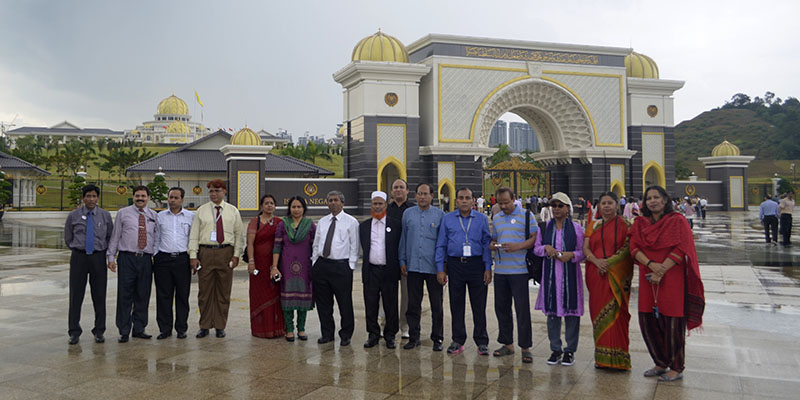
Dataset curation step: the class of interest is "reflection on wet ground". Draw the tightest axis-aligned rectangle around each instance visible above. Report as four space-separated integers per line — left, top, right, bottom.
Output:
0 211 799 399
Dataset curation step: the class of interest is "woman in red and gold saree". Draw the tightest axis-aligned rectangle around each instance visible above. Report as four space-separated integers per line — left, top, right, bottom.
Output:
245 194 286 339
583 192 633 370
630 185 704 382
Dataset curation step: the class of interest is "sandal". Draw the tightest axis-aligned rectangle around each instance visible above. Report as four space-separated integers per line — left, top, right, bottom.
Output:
643 367 668 377
521 350 533 364
493 346 514 357
659 372 683 382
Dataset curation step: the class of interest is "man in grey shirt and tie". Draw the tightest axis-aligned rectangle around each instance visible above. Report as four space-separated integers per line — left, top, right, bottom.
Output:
64 184 113 345
107 185 159 343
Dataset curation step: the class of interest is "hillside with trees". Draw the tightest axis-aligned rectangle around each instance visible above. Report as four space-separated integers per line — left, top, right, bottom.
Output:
675 92 800 162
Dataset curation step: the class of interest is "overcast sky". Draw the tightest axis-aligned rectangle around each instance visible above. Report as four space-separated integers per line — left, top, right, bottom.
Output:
1 0 797 139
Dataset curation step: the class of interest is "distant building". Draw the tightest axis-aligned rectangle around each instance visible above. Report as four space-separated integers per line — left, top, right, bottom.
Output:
508 122 539 153
297 133 326 146
126 94 211 144
489 120 507 148
6 121 125 145
256 129 291 147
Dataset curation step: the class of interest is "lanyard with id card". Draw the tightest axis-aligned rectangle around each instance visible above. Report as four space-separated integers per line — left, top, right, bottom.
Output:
459 214 473 257
210 207 222 242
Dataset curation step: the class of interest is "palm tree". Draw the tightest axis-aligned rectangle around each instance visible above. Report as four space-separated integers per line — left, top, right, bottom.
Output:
486 144 512 168
304 141 332 164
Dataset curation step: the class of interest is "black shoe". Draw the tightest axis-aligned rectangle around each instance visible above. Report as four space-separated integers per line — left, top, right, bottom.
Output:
403 339 421 350
215 329 226 338
385 339 396 349
547 351 563 365
157 332 171 340
340 338 351 346
317 336 334 344
298 334 308 341
196 329 209 338
561 352 575 366
68 335 79 345
177 332 187 339
132 332 152 339
364 337 379 348
286 334 295 342
118 335 129 343
94 334 105 343
432 340 443 352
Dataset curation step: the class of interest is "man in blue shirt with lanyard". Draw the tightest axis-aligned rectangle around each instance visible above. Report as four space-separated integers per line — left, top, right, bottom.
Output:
490 187 538 363
435 187 492 355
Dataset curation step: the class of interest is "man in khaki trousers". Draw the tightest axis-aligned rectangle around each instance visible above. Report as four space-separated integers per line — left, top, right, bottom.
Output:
188 179 243 339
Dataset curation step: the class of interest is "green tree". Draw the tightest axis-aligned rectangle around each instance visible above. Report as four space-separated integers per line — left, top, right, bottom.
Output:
485 144 512 167
67 174 87 208
0 170 12 207
675 160 692 180
304 141 332 164
777 177 795 195
147 174 169 206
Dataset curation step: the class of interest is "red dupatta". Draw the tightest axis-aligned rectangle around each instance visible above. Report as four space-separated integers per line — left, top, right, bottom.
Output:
630 212 704 331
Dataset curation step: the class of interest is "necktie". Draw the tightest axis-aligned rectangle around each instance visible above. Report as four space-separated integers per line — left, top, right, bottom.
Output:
322 215 336 257
215 206 225 243
85 211 95 254
137 210 146 250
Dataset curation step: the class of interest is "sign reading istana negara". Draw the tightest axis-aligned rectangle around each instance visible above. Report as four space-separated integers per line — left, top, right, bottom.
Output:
464 45 599 65
264 178 359 215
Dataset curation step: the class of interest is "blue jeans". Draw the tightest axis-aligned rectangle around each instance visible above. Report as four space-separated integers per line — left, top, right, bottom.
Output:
546 315 580 353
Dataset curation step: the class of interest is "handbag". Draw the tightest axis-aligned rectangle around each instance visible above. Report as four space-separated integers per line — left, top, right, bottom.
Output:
241 218 261 263
525 211 544 284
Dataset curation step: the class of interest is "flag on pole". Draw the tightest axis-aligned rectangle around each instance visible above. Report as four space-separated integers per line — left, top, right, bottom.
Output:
195 90 204 107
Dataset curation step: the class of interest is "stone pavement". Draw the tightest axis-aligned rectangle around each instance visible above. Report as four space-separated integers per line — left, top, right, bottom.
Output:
0 210 799 399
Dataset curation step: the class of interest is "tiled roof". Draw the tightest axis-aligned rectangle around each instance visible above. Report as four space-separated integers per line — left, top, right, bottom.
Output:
0 151 51 175
7 126 124 136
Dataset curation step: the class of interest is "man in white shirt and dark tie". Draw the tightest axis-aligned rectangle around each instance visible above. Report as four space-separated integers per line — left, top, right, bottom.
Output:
311 190 359 346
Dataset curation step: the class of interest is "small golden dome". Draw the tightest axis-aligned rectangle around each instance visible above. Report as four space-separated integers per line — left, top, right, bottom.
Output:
352 30 409 63
165 122 190 134
711 140 741 157
157 94 189 115
230 126 261 146
625 52 659 79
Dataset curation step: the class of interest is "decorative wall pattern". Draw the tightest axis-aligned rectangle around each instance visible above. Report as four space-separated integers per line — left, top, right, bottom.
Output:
730 176 744 208
237 171 260 211
610 164 624 184
438 161 454 183
440 65 526 141
543 72 623 146
476 79 594 150
377 124 406 165
642 133 664 167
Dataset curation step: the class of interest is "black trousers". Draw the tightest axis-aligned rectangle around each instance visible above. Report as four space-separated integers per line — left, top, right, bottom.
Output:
116 251 153 336
68 250 107 337
447 256 489 346
312 258 354 340
153 252 191 335
406 271 444 342
763 215 779 243
780 214 793 245
494 273 532 348
363 263 399 340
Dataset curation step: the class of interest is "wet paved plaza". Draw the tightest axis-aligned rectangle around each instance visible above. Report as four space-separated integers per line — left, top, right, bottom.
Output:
0 210 799 399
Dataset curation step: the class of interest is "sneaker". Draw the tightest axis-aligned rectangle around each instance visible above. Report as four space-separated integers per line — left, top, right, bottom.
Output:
547 351 562 365
561 352 575 366
477 345 489 355
447 342 464 355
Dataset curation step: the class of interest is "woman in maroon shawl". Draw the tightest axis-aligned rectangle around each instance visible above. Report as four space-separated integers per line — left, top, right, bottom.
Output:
630 185 704 382
245 194 285 338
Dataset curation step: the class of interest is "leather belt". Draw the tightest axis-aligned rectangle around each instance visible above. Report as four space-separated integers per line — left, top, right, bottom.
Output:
120 250 153 257
199 244 232 249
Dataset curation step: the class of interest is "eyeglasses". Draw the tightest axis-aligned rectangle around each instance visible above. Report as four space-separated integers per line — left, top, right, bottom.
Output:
551 203 567 208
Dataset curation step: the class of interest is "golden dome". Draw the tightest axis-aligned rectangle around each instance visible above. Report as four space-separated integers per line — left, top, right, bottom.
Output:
165 122 190 134
352 30 409 63
625 52 659 79
157 94 189 115
230 126 261 146
711 140 741 157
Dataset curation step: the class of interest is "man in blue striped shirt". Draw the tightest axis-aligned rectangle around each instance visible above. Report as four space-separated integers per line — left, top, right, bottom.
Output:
490 187 538 363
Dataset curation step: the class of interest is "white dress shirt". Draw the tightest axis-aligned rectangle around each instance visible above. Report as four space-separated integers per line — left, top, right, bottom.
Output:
155 208 195 254
312 211 360 270
368 216 386 266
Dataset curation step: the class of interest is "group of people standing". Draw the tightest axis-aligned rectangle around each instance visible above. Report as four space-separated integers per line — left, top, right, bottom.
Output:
759 192 795 246
65 178 704 382
65 180 245 344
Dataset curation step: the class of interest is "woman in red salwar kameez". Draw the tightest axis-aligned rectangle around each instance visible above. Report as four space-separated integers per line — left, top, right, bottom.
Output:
245 194 285 338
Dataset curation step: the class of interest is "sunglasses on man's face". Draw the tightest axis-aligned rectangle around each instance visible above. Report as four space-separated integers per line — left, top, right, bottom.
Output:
551 203 567 208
